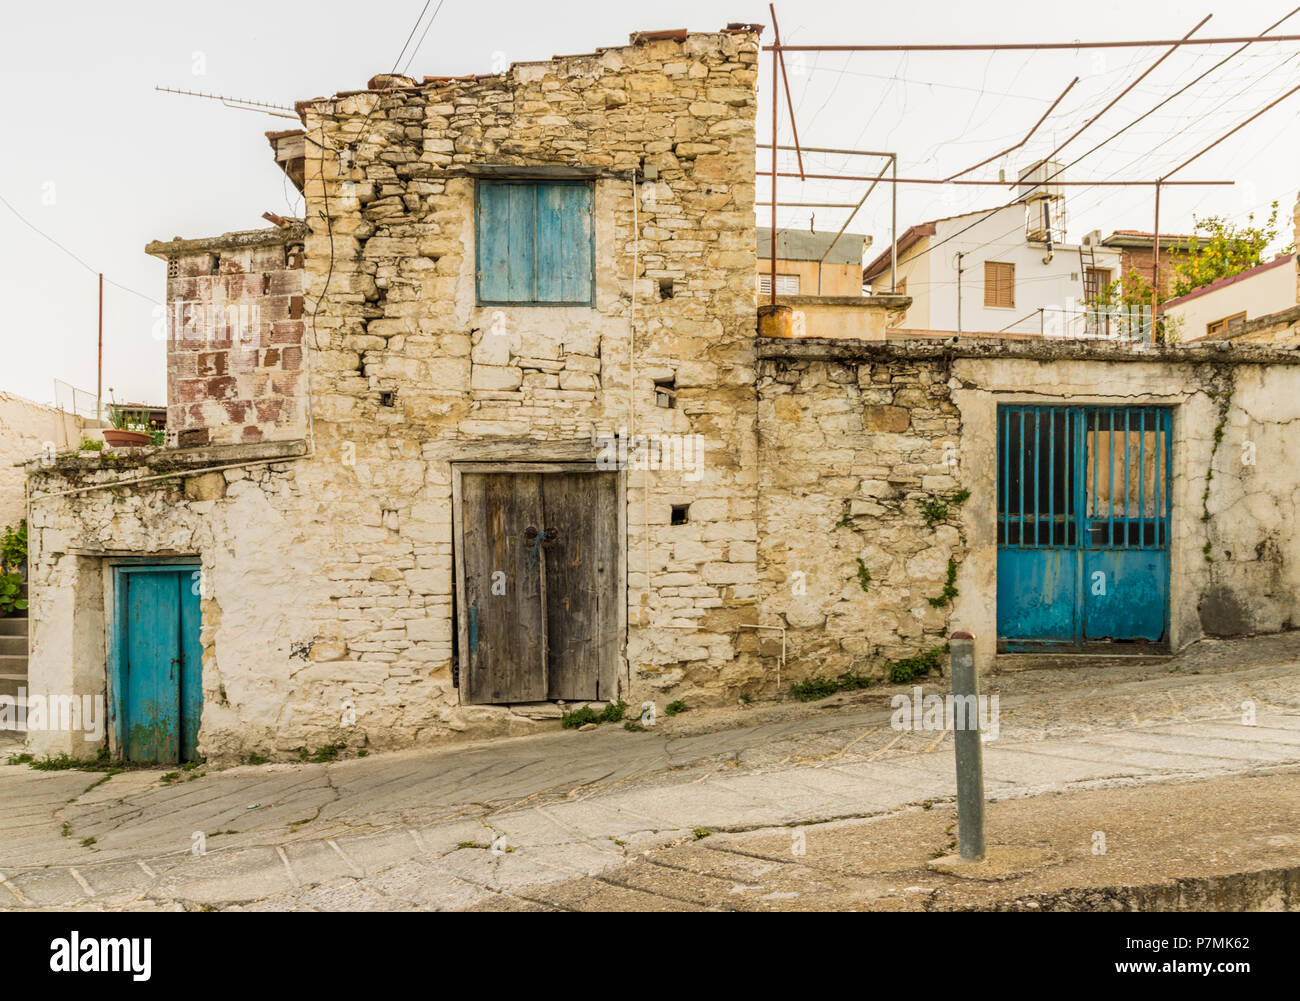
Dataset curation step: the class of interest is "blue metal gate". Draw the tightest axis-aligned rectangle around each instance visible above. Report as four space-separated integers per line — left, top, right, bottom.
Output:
996 405 1172 649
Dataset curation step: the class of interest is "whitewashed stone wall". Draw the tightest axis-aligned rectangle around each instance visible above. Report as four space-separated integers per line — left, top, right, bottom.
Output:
26 29 763 763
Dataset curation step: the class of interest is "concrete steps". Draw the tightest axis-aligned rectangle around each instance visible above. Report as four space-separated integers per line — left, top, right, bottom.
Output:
0 615 27 700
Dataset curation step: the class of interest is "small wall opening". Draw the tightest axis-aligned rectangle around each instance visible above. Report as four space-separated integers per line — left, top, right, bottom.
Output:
654 378 677 409
670 503 690 525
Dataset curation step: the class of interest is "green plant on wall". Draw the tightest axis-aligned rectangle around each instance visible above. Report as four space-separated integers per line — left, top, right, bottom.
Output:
1201 369 1236 563
0 574 26 617
927 558 960 608
855 558 871 592
1 522 26 573
918 488 970 529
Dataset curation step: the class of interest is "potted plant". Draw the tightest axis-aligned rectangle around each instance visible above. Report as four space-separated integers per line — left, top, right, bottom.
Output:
103 393 159 448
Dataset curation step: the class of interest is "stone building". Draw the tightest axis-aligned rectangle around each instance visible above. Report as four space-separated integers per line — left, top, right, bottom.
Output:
1099 230 1196 299
22 27 1300 765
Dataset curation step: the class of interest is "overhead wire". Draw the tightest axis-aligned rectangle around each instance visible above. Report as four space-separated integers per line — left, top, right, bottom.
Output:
0 191 159 305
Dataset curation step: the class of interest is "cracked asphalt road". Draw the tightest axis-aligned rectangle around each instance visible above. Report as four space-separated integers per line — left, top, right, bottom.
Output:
1 633 1298 910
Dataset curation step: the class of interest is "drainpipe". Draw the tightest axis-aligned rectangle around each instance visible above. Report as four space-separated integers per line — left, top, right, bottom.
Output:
956 251 965 336
96 274 103 426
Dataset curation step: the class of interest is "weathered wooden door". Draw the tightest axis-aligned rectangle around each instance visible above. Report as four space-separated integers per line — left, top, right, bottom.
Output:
456 468 619 704
113 566 203 763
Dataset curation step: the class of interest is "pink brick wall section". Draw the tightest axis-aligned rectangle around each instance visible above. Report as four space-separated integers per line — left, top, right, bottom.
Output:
165 241 307 448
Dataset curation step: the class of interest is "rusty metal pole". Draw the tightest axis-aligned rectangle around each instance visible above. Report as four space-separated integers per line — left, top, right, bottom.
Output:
97 272 103 425
770 26 778 306
950 631 986 861
769 4 804 181
1152 181 1161 342
890 155 898 292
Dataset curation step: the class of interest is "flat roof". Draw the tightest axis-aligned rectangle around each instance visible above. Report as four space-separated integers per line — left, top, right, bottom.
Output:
757 227 871 265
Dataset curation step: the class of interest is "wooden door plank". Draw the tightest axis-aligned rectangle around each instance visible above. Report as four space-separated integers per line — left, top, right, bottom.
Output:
507 183 537 302
542 472 618 700
461 472 546 702
476 183 511 303
124 572 182 764
180 569 204 762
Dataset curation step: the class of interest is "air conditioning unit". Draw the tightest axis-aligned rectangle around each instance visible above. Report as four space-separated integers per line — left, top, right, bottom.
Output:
1082 229 1103 248
1025 196 1067 246
1017 160 1065 203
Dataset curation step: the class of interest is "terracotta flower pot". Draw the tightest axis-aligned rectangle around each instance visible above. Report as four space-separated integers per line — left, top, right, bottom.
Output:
102 429 155 447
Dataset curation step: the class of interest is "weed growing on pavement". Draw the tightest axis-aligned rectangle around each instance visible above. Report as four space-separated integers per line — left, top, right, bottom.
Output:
563 699 628 729
887 646 947 684
790 676 839 701
299 743 346 763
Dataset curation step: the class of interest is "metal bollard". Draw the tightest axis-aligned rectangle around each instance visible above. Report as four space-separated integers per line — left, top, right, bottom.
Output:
949 631 985 861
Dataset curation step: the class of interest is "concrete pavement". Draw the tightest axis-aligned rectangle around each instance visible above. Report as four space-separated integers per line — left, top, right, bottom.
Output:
1 632 1298 910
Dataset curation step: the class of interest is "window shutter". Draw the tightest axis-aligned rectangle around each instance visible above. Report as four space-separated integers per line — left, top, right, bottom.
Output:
477 182 536 302
984 261 1015 308
477 181 593 304
759 273 800 295
535 183 593 303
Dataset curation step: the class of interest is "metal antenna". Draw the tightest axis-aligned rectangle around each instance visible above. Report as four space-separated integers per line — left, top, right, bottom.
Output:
155 86 298 120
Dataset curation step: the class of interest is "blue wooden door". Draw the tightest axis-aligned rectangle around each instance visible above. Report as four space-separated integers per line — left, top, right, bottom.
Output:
114 567 202 763
997 406 1171 650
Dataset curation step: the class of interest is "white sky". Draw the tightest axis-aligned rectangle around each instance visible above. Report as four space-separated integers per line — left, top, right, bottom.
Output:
3 0 1298 408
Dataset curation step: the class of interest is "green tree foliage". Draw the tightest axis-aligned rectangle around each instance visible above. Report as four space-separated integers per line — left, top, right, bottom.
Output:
1170 202 1293 300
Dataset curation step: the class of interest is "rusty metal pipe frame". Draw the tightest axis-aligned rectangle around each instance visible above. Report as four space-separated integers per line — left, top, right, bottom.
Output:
882 8 1292 277
1152 181 1162 330
944 76 1079 182
1024 15 1212 198
769 5 804 181
769 19 778 306
759 172 1231 186
756 201 862 207
1146 76 1300 330
758 143 896 157
815 154 896 293
1050 6 1300 198
762 32 1300 51
1161 80 1300 181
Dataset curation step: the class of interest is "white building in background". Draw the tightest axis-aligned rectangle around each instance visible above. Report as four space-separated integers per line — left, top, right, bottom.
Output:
864 162 1125 337
0 392 92 528
1162 253 1298 341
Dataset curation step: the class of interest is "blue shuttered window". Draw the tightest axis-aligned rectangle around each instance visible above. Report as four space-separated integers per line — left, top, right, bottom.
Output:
476 180 594 305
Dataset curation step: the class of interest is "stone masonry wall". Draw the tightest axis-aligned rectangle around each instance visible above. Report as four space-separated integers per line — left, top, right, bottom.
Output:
148 227 308 448
294 28 762 707
26 28 762 763
755 355 965 686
